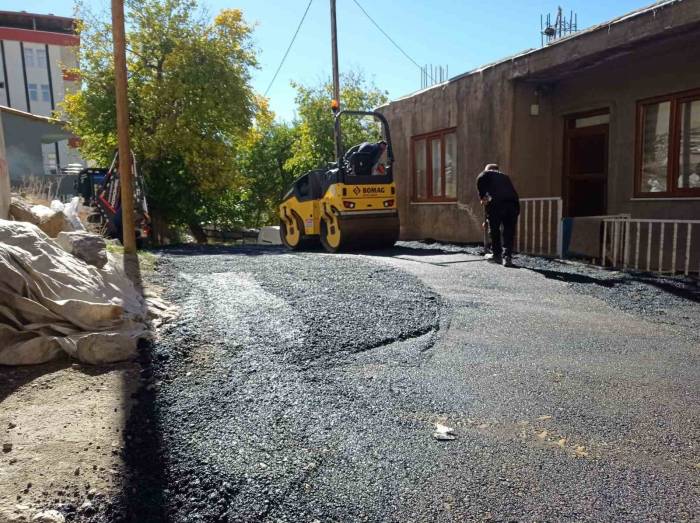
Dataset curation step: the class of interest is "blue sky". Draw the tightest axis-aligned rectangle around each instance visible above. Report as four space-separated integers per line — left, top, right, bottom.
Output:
7 0 652 120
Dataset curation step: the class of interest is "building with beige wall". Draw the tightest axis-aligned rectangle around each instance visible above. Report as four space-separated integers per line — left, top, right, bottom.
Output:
380 0 700 272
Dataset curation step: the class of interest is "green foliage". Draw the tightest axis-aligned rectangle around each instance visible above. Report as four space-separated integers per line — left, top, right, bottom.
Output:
235 119 296 227
232 73 387 227
62 0 258 231
62 0 389 234
285 71 389 176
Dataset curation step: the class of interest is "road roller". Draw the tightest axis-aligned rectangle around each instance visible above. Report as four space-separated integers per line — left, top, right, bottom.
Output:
279 110 399 253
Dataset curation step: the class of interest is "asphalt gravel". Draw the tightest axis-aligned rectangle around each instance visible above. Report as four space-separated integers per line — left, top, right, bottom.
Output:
98 242 698 522
104 246 443 522
399 240 700 330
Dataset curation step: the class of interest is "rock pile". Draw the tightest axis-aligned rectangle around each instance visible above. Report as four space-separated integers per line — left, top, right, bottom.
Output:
55 231 108 268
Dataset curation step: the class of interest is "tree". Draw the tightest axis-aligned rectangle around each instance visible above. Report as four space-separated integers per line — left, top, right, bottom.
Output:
205 102 297 230
285 71 389 176
235 119 297 227
230 73 387 229
62 0 258 243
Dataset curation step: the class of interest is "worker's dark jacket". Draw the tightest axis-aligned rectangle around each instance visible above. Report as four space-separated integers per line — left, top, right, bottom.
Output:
476 170 520 211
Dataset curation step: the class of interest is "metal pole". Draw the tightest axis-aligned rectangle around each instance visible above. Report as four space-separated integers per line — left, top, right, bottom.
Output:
330 0 340 105
659 223 665 273
330 0 342 162
646 223 652 272
685 224 692 276
602 220 607 267
635 221 641 270
671 222 678 275
524 201 528 253
111 0 136 254
547 200 552 254
623 219 630 269
539 200 543 254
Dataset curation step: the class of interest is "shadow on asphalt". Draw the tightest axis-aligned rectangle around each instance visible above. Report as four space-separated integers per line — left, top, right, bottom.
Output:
530 267 700 303
106 340 168 523
153 243 287 257
151 243 472 259
531 268 621 288
627 274 700 303
106 251 169 522
365 245 465 257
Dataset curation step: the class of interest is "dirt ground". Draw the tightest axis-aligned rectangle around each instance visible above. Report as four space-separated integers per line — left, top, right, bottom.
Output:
0 359 140 522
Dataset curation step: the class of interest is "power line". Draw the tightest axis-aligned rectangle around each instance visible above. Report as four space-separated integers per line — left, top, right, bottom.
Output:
264 0 314 97
350 0 434 83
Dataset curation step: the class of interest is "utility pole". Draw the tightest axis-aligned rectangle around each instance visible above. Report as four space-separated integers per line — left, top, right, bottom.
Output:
330 0 341 159
111 0 136 254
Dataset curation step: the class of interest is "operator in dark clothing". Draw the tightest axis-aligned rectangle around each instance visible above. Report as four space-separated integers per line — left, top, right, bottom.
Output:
345 141 388 175
476 163 520 267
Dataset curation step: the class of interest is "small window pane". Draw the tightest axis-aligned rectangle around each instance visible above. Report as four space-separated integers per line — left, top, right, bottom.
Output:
414 139 427 199
431 138 442 197
28 83 38 101
36 49 47 68
640 101 670 193
23 48 34 67
41 84 51 102
444 133 457 198
678 99 700 189
575 113 609 128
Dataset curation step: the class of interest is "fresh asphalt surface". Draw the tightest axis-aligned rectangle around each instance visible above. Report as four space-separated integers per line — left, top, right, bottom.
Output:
109 242 698 522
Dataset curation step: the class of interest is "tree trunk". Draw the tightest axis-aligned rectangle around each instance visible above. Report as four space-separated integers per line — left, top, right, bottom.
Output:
148 212 165 246
189 222 208 244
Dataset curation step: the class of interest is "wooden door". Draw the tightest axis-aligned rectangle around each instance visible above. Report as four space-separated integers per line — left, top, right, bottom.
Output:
563 111 609 217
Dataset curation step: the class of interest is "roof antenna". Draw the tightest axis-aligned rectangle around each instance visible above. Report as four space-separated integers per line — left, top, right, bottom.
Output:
540 6 579 46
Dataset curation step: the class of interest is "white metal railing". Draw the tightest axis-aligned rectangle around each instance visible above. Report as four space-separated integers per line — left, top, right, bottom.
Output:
602 216 700 276
517 197 563 257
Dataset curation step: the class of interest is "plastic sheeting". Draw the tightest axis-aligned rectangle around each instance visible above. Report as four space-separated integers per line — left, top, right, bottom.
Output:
0 220 148 365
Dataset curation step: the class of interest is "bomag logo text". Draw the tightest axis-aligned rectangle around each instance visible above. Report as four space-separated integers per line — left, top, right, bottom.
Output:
361 187 385 195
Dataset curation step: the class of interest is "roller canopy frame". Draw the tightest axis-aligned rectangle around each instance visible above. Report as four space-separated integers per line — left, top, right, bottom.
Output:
333 110 395 182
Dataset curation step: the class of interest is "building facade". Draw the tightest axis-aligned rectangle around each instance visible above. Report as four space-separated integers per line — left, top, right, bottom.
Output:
380 0 700 271
0 10 82 175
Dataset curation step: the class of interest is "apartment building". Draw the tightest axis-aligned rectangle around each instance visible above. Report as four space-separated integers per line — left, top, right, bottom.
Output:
0 10 82 175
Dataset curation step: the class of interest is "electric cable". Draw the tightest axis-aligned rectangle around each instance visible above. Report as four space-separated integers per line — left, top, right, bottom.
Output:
264 0 314 96
351 0 434 83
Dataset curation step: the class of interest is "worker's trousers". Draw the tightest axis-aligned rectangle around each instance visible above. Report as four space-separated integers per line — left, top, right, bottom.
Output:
486 200 520 258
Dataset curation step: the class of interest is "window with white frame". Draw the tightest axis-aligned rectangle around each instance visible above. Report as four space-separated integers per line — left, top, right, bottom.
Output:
23 47 34 67
41 84 50 102
28 83 38 101
36 48 47 68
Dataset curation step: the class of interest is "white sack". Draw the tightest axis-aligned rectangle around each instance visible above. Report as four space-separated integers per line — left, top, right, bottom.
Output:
63 196 85 231
30 204 55 220
0 220 148 365
50 200 65 213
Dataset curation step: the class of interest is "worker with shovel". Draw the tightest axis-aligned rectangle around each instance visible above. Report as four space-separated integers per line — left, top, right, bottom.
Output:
476 163 520 267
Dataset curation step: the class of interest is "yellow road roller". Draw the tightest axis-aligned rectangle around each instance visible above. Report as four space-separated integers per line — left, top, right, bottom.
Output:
279 110 399 253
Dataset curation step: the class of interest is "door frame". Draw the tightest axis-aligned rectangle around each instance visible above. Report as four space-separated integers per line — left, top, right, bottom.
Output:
562 108 610 217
